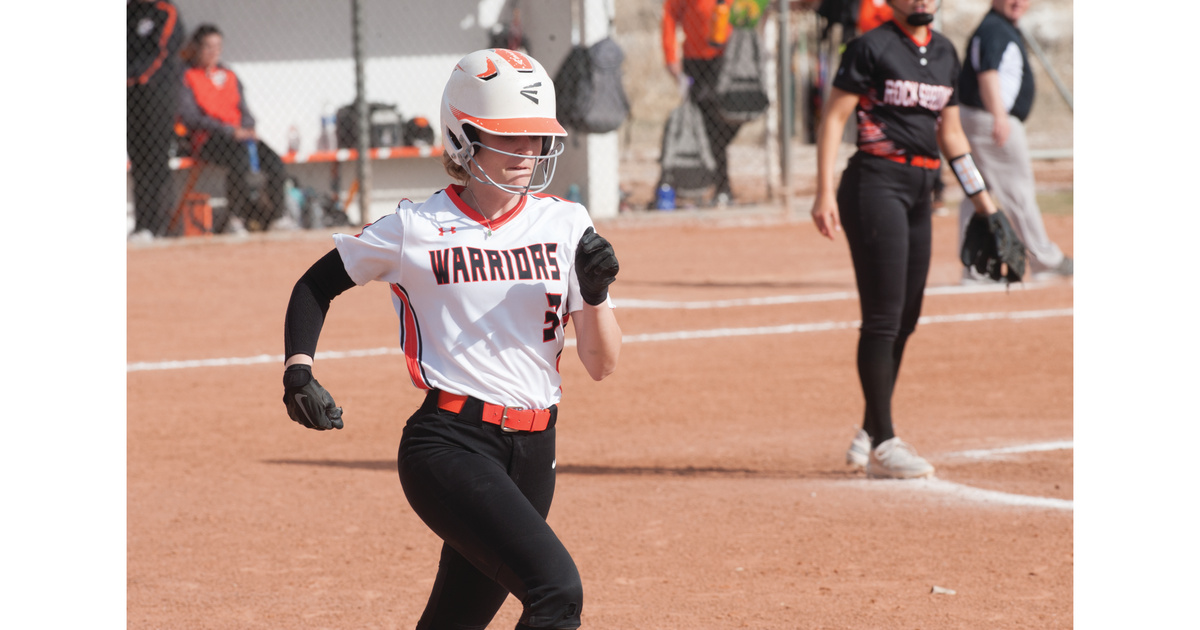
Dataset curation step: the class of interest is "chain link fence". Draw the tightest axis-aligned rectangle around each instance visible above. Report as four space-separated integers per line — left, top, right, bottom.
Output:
128 0 1072 238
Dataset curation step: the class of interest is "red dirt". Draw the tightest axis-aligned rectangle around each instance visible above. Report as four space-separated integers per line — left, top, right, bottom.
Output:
128 194 1072 628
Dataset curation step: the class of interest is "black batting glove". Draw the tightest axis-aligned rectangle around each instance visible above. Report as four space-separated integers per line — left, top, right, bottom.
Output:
282 364 344 430
575 226 619 306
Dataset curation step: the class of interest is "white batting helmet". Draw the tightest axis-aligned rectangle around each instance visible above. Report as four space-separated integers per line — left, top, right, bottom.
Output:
440 48 567 194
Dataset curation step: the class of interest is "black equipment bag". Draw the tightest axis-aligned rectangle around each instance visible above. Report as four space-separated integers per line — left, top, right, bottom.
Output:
403 116 435 147
713 27 769 124
336 102 403 149
658 97 717 196
554 36 630 134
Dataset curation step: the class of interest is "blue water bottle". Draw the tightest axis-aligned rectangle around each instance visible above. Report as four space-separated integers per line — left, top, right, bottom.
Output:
244 140 260 173
655 182 675 211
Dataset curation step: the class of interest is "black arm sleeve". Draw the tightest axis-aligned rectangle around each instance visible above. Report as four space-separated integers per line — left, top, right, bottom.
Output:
283 248 357 360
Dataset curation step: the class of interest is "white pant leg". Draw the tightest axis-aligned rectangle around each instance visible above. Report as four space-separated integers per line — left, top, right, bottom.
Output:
957 106 1065 272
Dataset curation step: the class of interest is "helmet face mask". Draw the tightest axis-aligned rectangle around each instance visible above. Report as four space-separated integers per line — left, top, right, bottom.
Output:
441 49 567 195
461 134 565 195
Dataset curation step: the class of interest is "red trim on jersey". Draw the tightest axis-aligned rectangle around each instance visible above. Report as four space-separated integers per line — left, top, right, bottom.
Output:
390 284 430 390
891 18 932 47
350 212 392 238
530 192 571 203
447 185 527 232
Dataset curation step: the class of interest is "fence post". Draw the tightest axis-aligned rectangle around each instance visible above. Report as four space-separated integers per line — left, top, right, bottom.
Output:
778 2 792 217
352 0 371 226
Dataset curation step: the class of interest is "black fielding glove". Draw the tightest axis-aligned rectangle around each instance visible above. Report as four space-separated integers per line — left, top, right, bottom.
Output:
987 211 1027 283
282 364 344 430
960 214 996 275
575 226 619 306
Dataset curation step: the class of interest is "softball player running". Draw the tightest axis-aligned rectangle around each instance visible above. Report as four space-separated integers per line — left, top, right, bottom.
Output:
810 0 1002 479
280 49 621 629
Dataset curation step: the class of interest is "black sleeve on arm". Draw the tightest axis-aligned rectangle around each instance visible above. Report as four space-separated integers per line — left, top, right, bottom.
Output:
284 248 357 360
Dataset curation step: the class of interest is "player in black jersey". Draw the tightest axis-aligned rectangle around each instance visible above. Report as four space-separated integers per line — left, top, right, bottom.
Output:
810 0 1003 479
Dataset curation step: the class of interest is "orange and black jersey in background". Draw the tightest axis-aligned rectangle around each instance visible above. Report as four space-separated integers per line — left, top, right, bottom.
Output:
127 0 183 88
833 20 960 162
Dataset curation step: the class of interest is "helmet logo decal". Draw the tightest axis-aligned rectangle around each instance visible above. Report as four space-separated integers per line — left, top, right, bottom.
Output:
494 49 535 72
476 58 499 81
520 82 541 104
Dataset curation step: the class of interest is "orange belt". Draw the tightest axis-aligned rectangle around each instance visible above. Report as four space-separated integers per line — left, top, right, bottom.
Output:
437 391 553 432
882 153 941 170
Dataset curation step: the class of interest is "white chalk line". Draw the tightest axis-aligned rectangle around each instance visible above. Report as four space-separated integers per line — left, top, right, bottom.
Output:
127 307 1073 373
944 440 1074 459
853 477 1074 511
618 280 1065 310
846 440 1075 511
622 308 1072 345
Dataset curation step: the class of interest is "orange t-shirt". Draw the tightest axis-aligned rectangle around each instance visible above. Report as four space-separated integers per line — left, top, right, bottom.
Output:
858 0 894 34
183 66 243 128
662 0 730 65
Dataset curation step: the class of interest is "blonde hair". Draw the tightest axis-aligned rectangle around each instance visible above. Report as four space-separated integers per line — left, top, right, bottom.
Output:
442 152 469 184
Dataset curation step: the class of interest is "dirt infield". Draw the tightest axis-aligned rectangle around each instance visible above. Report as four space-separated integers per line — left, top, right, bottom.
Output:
128 194 1072 628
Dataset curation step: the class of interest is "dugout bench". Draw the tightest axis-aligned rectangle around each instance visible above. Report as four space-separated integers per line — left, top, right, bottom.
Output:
129 143 445 237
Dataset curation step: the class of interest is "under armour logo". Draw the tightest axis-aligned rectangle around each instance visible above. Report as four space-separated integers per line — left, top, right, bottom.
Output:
520 82 541 104
438 227 457 236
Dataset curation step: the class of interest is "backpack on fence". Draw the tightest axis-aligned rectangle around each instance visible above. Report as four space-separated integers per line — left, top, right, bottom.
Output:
714 27 769 124
658 97 717 196
554 36 630 134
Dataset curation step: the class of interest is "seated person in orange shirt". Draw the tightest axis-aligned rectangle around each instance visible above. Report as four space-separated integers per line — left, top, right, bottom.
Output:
180 23 285 232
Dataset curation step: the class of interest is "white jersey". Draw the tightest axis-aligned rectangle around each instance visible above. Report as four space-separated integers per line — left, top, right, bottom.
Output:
334 184 606 409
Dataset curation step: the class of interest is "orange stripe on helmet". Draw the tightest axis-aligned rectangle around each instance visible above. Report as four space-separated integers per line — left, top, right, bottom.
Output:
493 49 534 71
476 58 499 80
450 107 566 136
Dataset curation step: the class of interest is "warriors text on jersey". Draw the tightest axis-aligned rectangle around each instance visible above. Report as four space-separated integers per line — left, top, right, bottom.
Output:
334 185 605 410
833 20 961 161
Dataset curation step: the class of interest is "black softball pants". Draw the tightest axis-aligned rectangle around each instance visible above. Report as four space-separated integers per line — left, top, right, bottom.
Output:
837 152 938 447
684 57 743 195
127 83 178 236
198 134 286 231
398 390 581 630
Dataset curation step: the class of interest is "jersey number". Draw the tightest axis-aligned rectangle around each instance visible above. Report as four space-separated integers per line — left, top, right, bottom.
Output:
543 293 563 342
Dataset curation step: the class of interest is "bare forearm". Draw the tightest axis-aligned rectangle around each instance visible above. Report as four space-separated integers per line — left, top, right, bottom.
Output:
977 70 1008 119
572 304 621 381
816 89 858 197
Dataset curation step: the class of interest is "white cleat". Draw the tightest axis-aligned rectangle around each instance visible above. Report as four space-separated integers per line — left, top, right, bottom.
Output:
846 429 870 470
866 437 935 479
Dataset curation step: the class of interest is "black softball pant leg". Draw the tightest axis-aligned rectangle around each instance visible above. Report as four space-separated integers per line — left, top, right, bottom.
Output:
200 135 286 229
837 154 936 447
398 392 581 630
684 57 744 195
127 85 177 236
